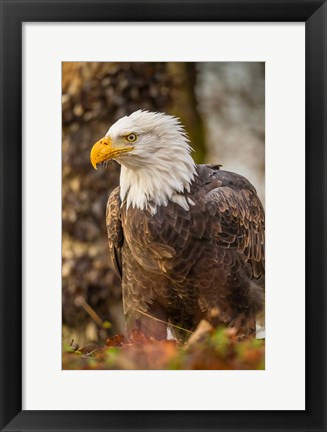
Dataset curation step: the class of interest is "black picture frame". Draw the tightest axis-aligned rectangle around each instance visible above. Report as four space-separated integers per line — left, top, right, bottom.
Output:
1 1 326 431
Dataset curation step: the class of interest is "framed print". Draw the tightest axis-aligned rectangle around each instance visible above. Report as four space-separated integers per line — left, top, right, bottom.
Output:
0 0 326 431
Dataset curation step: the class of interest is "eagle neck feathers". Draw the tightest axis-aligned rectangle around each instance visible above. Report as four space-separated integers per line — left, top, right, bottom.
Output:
119 138 197 214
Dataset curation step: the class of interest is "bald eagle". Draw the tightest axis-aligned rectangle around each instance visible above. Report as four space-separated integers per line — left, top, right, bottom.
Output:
90 110 264 340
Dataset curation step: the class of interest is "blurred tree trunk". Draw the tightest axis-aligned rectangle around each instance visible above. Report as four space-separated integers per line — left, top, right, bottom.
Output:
168 62 207 163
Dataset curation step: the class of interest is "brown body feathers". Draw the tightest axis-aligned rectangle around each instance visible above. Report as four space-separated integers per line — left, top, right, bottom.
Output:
106 165 265 340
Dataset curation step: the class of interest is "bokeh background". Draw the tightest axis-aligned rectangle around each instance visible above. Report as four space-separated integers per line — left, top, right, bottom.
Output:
62 62 265 346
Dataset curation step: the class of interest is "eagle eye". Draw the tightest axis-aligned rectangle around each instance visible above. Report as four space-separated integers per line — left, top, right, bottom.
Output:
126 133 137 143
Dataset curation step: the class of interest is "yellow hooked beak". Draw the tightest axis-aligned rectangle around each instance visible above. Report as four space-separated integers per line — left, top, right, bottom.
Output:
90 136 134 170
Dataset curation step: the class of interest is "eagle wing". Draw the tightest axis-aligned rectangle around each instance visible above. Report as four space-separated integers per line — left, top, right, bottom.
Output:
204 170 265 279
106 186 123 279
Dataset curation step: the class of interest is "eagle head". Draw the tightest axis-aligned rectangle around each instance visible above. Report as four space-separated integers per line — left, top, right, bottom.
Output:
90 110 197 212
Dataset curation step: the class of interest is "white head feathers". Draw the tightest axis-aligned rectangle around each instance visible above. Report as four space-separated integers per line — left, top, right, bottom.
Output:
106 110 197 213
